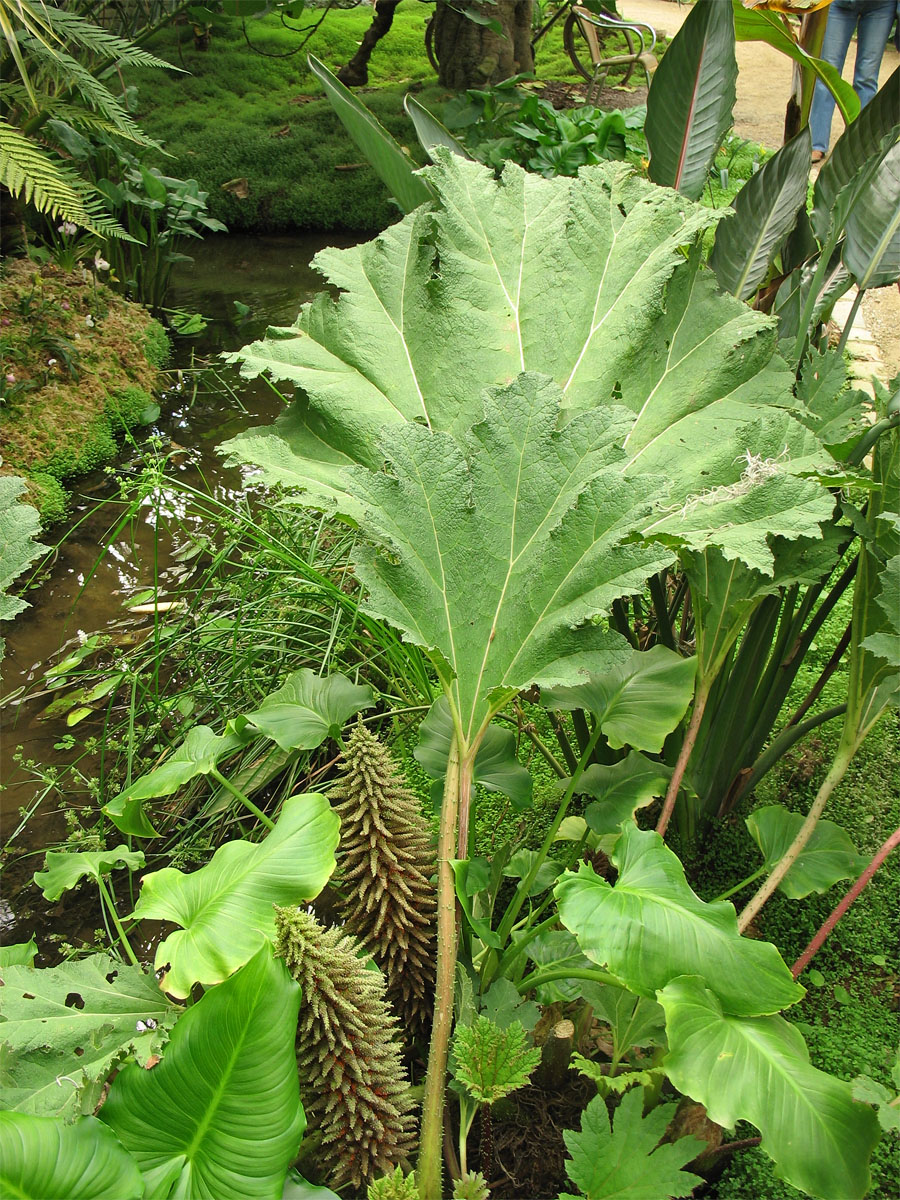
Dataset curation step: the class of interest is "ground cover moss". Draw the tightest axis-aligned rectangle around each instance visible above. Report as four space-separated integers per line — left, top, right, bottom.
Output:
0 259 167 522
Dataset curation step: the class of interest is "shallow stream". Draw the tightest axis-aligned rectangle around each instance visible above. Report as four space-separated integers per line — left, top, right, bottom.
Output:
0 231 357 949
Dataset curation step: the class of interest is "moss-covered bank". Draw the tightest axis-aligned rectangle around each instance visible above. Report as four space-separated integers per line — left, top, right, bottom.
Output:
0 259 169 524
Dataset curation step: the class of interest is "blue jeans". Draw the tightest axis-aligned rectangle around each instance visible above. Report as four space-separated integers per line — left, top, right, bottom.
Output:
809 0 897 152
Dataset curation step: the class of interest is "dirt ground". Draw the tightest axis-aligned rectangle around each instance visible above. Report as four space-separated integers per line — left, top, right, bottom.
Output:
617 0 900 379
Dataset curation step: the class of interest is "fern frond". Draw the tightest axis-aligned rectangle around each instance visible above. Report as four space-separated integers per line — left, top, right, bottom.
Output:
0 0 62 105
36 7 177 71
1 84 135 143
0 117 130 239
21 37 155 144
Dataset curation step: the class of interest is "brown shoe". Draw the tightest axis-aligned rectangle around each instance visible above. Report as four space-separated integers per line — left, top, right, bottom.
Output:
811 150 825 164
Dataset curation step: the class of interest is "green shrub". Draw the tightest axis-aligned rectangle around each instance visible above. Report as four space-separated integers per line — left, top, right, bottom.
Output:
141 319 171 369
27 471 68 526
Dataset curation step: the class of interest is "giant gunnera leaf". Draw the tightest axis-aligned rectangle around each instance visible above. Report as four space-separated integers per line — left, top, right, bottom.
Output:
222 154 834 575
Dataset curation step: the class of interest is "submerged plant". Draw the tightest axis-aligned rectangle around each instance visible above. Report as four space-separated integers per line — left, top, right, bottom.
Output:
328 721 437 1034
273 905 417 1192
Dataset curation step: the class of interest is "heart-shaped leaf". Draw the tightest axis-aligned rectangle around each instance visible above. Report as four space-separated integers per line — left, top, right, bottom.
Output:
658 976 879 1200
555 822 803 1016
541 646 697 753
0 956 178 1118
33 846 145 901
101 945 304 1200
578 752 672 836
130 792 339 998
415 696 533 808
240 669 374 752
746 805 867 898
0 938 37 967
0 1113 143 1200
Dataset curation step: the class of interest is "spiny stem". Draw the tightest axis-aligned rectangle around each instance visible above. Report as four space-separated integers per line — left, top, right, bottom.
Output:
657 680 710 838
210 767 275 830
738 739 855 932
418 740 462 1200
792 823 900 978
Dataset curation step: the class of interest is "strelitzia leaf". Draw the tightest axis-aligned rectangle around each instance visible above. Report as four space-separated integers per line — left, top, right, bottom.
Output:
555 822 803 1016
130 792 339 998
0 1113 143 1200
0 955 179 1119
560 1089 704 1200
658 976 880 1200
747 805 867 898
541 645 697 753
843 142 900 289
645 0 737 200
33 846 144 901
101 945 304 1200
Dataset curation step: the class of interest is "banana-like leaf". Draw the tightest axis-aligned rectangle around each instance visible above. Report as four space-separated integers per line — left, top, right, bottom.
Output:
843 141 900 290
238 668 374 751
221 155 833 575
812 67 899 245
732 1 860 129
101 945 304 1200
346 374 671 736
33 845 144 900
130 792 339 998
540 645 697 753
747 805 868 898
710 127 811 300
307 54 433 214
414 696 533 808
403 94 472 160
0 1113 143 1200
555 822 803 1016
658 976 880 1200
645 0 737 200
0 955 178 1118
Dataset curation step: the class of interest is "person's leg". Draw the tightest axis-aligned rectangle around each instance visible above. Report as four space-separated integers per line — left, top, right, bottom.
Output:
851 0 896 107
809 0 858 154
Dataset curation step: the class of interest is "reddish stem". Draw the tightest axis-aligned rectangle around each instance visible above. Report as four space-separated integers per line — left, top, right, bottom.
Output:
792 823 900 979
656 682 709 838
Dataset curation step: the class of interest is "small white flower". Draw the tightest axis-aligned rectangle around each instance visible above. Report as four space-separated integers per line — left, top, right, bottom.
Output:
5 372 15 385
58 221 78 236
94 254 110 272
84 313 95 328
47 358 57 366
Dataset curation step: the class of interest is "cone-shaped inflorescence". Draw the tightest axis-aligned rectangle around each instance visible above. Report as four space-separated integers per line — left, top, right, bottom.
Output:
274 905 417 1193
328 721 437 1033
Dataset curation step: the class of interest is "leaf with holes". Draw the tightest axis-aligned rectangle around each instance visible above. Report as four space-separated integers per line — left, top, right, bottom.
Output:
555 822 803 1016
130 792 339 998
0 955 178 1118
747 805 868 898
33 846 144 901
0 1113 143 1200
560 1089 703 1200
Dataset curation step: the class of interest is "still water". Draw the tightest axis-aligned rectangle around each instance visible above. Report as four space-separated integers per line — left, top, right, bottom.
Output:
0 231 357 947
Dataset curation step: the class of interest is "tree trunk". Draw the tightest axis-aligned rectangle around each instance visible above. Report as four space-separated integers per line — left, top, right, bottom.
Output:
433 0 534 90
338 0 401 87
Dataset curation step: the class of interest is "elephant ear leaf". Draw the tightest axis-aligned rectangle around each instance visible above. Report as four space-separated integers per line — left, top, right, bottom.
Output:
645 0 737 200
658 976 880 1200
130 792 339 998
747 805 867 898
100 945 304 1200
559 1089 703 1200
0 1113 142 1200
33 846 144 901
239 668 374 751
555 822 802 1016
